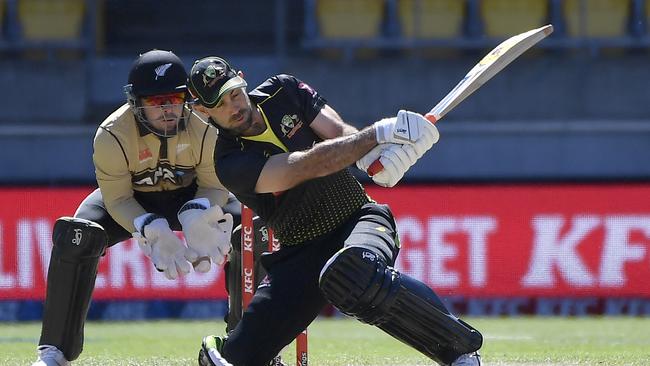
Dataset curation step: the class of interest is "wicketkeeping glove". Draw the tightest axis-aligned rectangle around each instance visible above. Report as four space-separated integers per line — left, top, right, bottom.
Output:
178 198 234 273
132 213 191 280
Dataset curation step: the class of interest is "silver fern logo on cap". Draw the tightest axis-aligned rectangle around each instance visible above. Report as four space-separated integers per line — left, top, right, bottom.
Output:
154 63 172 80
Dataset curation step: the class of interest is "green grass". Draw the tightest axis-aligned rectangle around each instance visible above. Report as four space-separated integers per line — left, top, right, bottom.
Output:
3 317 650 365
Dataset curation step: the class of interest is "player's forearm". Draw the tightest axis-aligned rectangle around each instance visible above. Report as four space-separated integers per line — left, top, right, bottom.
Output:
194 186 229 208
340 124 359 136
256 126 378 193
292 126 376 179
104 196 147 233
96 177 145 232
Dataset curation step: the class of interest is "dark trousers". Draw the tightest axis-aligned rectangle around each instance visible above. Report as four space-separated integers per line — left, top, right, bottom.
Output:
223 203 399 366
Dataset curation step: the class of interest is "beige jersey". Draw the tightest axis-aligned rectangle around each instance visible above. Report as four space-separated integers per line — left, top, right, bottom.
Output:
93 104 228 233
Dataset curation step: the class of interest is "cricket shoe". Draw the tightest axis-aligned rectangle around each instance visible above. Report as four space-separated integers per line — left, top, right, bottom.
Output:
198 335 233 366
450 351 481 366
32 345 70 366
270 355 287 366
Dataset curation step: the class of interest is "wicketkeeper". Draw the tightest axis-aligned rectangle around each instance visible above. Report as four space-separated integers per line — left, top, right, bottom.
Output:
189 56 483 366
32 50 239 366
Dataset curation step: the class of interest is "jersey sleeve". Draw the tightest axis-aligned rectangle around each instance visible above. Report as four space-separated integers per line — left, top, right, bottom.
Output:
93 128 146 233
193 123 229 207
277 74 326 125
215 149 267 195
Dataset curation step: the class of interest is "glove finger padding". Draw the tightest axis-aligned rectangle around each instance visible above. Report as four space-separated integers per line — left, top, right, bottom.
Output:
372 169 401 187
413 123 440 157
153 253 170 272
201 211 232 266
215 212 234 236
212 211 234 234
132 232 152 257
179 204 233 268
203 204 226 222
374 154 405 188
134 215 191 280
373 144 424 187
174 255 192 276
214 213 234 264
184 246 201 263
383 144 416 168
400 143 420 163
164 260 179 280
356 145 385 173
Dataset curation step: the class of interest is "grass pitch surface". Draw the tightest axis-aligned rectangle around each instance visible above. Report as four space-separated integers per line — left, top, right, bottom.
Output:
3 317 650 365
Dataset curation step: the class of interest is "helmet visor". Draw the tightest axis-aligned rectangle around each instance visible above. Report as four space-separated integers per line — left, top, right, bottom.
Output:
141 92 186 107
135 92 188 137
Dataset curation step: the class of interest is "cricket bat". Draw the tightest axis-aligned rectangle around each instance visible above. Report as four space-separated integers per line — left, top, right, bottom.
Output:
367 24 554 176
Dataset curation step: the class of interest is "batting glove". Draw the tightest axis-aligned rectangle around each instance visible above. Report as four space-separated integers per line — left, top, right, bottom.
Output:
357 144 419 187
374 110 439 145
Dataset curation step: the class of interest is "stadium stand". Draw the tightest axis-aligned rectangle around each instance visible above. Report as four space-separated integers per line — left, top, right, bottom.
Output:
646 0 650 35
398 0 465 39
316 0 384 39
0 1 4 38
480 0 549 37
18 0 85 41
563 0 631 38
12 0 98 59
103 0 282 54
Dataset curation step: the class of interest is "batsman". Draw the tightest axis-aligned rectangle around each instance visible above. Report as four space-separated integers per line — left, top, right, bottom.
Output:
189 56 483 366
32 50 239 366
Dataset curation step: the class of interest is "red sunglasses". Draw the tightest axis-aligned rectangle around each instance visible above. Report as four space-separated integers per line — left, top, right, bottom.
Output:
141 92 186 107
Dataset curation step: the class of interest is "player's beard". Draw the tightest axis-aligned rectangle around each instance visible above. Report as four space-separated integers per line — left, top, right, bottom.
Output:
153 112 180 135
231 108 257 135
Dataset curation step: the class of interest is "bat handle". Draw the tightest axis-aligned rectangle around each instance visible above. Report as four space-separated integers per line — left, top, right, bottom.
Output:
424 113 438 124
367 113 438 177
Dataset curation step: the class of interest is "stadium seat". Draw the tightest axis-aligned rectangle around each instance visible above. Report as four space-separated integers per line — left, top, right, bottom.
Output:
645 0 650 35
18 0 85 41
398 0 465 39
563 0 630 37
481 0 549 37
317 0 384 39
0 1 4 39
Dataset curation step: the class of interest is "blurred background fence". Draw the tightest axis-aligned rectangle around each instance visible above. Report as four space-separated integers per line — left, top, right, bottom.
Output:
1 0 649 183
0 0 649 320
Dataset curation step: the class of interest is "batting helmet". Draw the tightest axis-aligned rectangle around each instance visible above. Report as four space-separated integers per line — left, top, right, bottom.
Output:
124 50 190 137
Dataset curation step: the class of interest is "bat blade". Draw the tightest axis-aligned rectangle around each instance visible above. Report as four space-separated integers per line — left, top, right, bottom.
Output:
367 24 553 177
428 24 553 121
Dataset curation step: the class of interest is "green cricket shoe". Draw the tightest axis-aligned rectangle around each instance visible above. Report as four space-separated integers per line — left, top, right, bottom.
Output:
270 355 287 366
198 335 232 366
198 335 287 366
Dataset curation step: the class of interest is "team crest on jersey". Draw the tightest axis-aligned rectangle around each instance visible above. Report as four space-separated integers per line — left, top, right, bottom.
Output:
132 164 189 186
202 64 226 88
280 114 303 138
138 148 152 162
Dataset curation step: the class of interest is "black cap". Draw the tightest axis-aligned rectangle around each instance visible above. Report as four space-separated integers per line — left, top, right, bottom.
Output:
188 56 247 108
127 50 187 97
